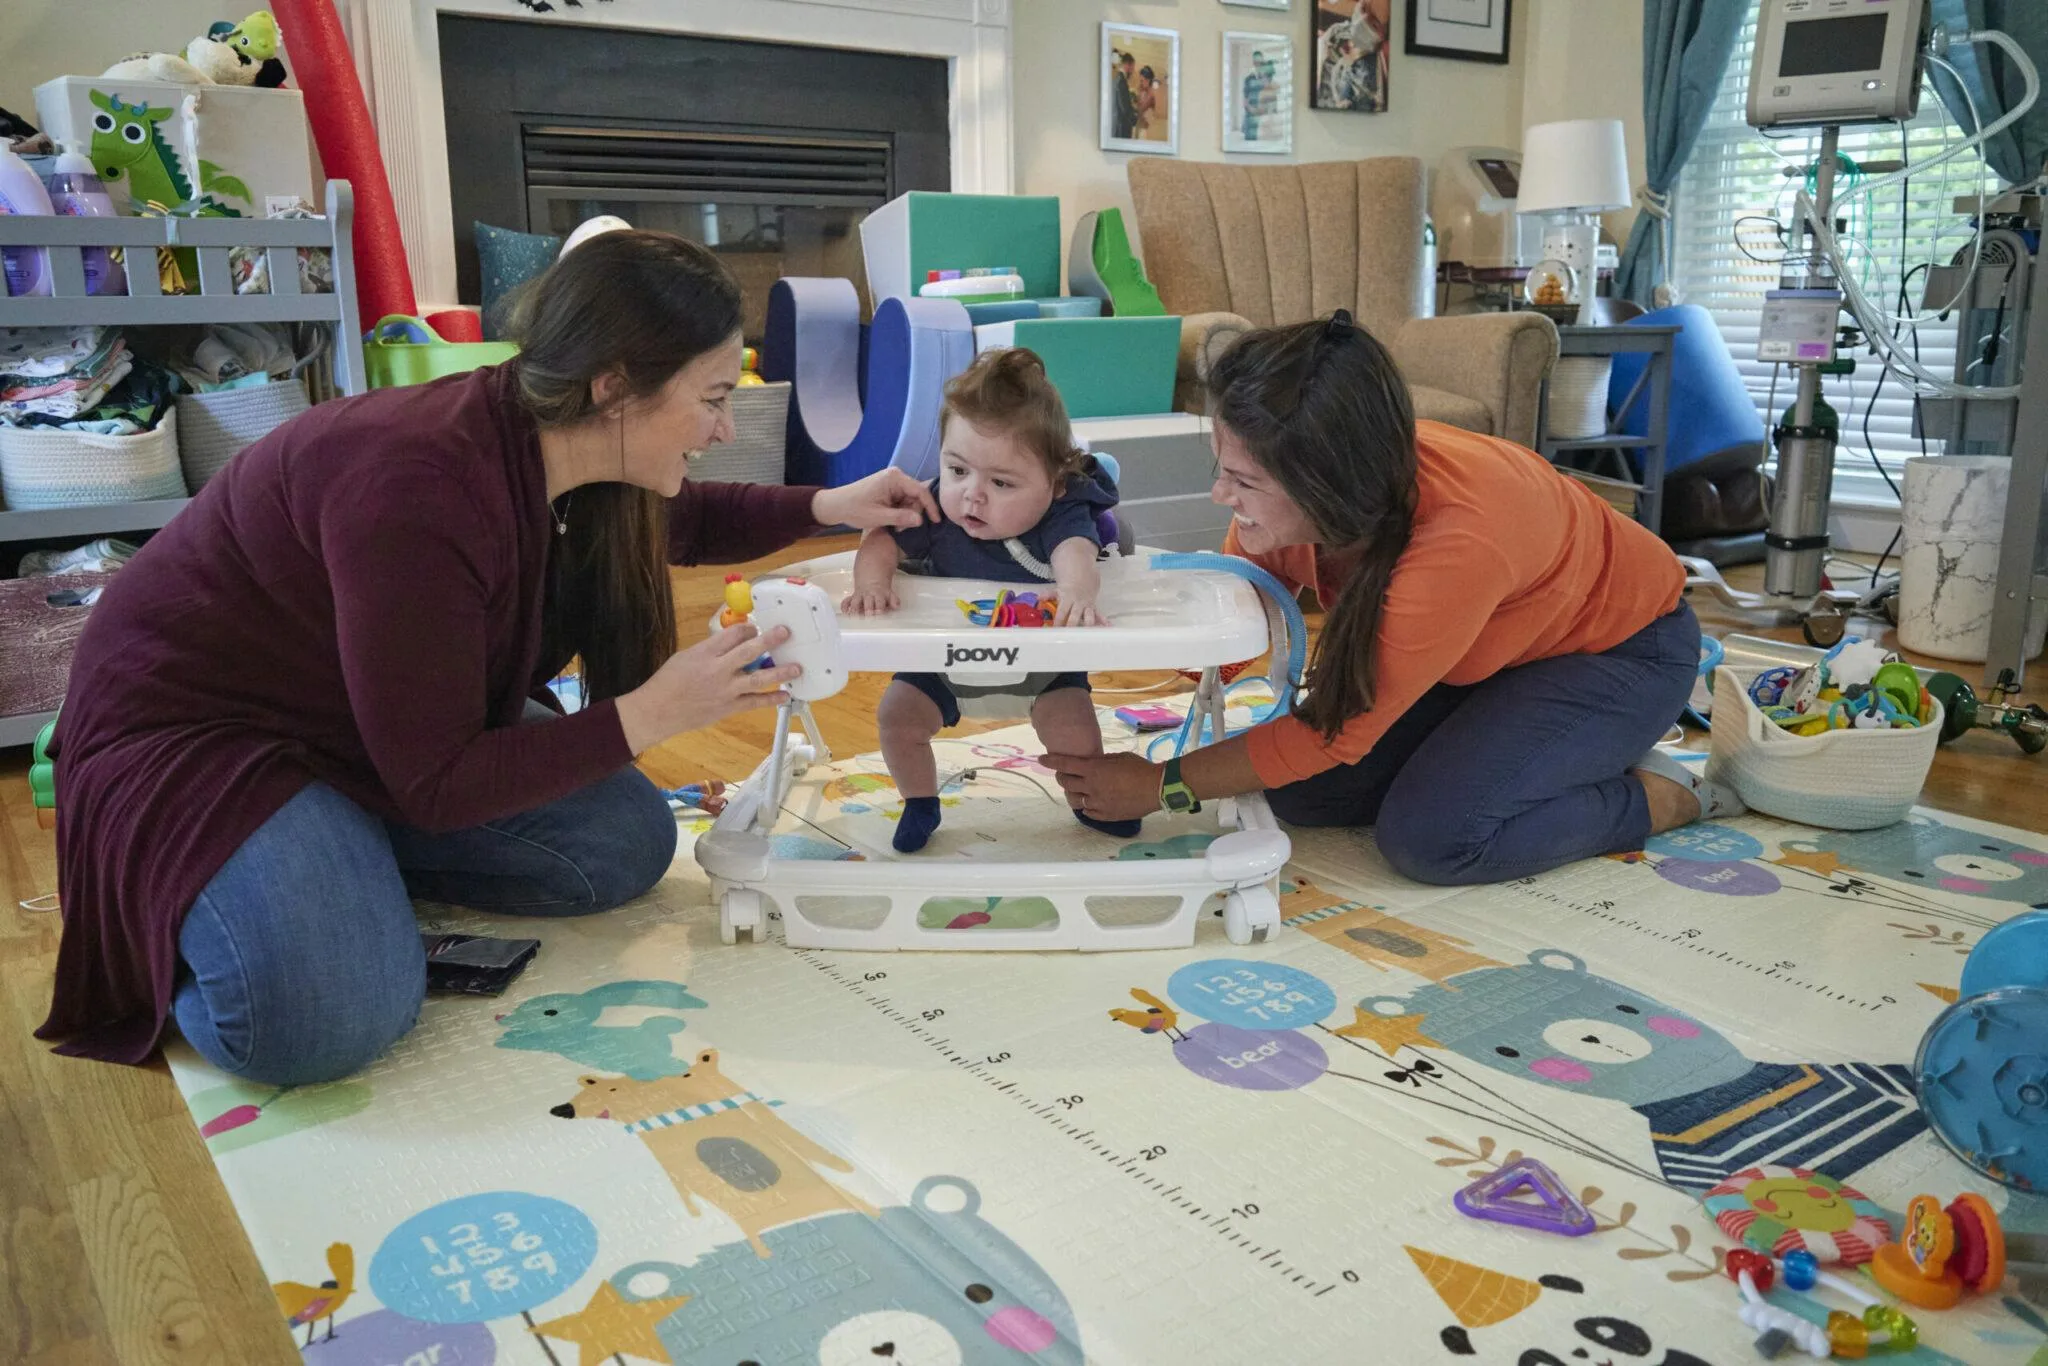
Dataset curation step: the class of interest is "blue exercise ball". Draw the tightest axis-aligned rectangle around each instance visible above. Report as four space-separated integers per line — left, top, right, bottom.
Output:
1606 303 1764 476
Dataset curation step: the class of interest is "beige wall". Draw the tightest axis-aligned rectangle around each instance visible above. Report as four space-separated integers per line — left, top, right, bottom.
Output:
1014 0 1532 254
1520 0 1647 246
0 0 230 119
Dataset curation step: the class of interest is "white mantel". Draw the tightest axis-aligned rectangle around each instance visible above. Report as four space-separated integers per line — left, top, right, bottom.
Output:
341 0 1014 308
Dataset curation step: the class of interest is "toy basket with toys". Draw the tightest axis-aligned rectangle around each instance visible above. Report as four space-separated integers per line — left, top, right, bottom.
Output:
1704 645 1942 830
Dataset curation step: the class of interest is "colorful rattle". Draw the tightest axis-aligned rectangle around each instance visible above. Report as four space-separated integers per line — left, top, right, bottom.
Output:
1725 1250 1919 1358
1870 1191 2047 1310
720 573 753 628
959 589 1058 628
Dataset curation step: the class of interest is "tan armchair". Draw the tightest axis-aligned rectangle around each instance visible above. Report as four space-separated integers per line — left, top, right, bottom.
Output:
1127 157 1558 445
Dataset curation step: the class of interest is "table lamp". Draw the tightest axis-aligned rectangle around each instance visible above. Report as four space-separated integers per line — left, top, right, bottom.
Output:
1515 118 1630 324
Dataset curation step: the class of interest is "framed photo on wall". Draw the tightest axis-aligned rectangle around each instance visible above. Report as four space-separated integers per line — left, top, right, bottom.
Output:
1101 23 1181 154
1405 0 1512 64
1220 0 1291 10
1222 33 1294 154
1310 0 1390 112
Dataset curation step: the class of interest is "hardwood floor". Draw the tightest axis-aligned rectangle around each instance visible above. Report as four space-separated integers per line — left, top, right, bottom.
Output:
1 534 2041 1363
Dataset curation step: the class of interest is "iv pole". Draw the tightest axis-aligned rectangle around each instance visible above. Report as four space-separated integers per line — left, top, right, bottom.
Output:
1680 123 1865 644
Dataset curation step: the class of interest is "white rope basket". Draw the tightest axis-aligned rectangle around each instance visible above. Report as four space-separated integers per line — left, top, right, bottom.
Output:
175 378 311 492
0 409 186 510
1704 664 1941 830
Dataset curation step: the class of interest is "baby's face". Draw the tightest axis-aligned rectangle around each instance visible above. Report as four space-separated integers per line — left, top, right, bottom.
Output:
937 418 1056 540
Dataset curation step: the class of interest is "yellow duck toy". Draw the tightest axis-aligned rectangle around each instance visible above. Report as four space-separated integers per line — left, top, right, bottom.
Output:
719 573 754 628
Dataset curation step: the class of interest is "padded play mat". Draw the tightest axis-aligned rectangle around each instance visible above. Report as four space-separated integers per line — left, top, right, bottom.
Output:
165 706 2048 1365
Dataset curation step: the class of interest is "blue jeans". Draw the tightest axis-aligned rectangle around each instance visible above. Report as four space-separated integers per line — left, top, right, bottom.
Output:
172 740 676 1085
1266 601 1700 884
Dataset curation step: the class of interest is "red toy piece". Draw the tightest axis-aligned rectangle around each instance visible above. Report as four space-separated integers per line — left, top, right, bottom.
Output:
1725 1248 1775 1294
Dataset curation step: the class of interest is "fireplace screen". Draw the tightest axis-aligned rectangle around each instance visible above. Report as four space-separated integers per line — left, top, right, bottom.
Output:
523 125 887 344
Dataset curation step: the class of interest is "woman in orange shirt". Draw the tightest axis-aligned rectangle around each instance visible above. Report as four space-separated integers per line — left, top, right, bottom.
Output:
1047 312 1739 884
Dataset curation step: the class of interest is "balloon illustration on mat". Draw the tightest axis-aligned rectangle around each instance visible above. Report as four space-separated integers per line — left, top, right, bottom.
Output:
1103 959 1337 1092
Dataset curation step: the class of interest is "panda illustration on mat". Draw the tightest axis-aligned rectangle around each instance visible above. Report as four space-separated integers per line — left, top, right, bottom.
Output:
1346 950 1925 1193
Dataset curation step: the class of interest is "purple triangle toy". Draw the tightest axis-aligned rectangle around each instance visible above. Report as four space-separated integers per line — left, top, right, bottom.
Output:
1453 1158 1597 1236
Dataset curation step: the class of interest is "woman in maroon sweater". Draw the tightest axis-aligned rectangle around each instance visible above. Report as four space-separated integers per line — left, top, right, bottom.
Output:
37 231 937 1082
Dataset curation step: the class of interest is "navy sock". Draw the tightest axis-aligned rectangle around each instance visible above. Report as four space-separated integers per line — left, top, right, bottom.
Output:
1076 810 1143 838
893 796 942 853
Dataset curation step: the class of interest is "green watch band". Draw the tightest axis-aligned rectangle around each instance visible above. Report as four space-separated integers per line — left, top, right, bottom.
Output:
1160 755 1201 814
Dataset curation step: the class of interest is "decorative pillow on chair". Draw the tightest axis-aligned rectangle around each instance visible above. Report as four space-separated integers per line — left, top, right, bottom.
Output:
475 222 562 340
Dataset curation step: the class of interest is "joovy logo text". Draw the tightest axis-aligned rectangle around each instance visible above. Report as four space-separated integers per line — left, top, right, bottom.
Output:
945 642 1021 667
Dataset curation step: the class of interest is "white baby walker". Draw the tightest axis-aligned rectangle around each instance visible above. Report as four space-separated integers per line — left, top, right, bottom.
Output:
692 546 1308 952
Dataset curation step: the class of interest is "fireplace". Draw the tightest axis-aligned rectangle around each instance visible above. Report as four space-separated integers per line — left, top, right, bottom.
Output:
438 14 951 342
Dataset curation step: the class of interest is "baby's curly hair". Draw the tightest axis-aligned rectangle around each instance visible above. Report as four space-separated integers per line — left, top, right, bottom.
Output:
940 347 1088 483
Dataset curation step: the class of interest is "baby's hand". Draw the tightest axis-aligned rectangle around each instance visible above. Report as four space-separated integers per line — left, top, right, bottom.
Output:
1055 598 1110 627
841 584 899 615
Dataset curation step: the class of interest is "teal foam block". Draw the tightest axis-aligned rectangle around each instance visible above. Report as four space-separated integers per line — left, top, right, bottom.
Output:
1007 316 1180 420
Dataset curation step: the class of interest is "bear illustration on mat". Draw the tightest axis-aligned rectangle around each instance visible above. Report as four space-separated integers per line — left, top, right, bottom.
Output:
1349 950 1925 1193
1782 815 2048 905
550 1047 878 1256
610 1176 1083 1365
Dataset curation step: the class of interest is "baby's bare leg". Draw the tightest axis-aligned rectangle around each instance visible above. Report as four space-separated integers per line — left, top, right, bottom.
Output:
1030 686 1104 759
878 680 942 797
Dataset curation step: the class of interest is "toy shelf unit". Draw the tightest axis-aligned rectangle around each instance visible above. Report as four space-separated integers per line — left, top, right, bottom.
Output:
693 549 1304 952
0 179 366 747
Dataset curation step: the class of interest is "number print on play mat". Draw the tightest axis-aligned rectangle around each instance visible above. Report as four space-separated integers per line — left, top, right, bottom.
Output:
369 1192 597 1323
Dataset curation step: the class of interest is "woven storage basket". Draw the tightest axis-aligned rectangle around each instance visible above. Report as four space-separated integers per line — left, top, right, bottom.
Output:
1704 664 1941 830
175 378 310 492
0 409 186 509
691 382 789 484
0 572 109 718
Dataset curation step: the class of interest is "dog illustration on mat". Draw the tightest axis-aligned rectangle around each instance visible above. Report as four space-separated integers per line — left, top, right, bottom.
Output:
1348 950 1925 1193
550 1047 877 1256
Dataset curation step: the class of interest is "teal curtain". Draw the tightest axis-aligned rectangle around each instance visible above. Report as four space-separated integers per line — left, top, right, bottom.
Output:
1927 0 2048 186
1615 0 1749 307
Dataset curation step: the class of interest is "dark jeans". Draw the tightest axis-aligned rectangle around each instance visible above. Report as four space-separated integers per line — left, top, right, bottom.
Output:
171 711 676 1085
1267 601 1701 885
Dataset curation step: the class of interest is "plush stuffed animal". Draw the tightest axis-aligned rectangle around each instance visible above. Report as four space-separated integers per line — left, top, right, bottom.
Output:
104 11 283 88
187 12 285 87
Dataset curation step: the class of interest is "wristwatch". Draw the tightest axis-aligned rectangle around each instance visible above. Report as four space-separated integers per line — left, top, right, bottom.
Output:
1159 756 1201 814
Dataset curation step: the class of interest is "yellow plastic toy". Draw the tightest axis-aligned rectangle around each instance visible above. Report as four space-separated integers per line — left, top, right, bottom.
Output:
719 573 753 628
737 346 766 386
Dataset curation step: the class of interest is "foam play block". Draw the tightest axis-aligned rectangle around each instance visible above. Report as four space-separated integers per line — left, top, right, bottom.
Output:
764 276 975 488
861 192 1062 306
973 316 1181 419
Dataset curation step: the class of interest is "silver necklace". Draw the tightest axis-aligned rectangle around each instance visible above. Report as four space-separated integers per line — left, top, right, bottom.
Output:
552 491 573 535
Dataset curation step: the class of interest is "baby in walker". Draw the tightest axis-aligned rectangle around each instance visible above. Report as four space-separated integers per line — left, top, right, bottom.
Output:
841 347 1138 852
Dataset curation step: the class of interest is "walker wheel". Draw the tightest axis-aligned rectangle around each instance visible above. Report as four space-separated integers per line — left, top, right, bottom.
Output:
721 888 764 945
1222 886 1280 946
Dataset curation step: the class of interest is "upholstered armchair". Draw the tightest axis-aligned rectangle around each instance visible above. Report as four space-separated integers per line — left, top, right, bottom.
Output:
1127 157 1558 445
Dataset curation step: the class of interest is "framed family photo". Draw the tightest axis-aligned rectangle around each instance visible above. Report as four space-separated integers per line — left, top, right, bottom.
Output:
1310 0 1390 112
1101 23 1181 155
1219 0 1291 10
1405 0 1512 63
1222 33 1294 154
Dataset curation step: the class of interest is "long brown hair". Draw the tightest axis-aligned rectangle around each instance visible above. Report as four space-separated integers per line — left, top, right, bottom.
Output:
505 230 743 702
1205 311 1417 740
940 347 1087 483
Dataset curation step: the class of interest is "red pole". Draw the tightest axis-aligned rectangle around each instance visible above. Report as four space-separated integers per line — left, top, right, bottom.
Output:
273 0 418 326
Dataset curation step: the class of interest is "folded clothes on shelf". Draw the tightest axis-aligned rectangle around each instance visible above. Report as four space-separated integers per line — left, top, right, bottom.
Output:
1 327 132 425
19 537 140 577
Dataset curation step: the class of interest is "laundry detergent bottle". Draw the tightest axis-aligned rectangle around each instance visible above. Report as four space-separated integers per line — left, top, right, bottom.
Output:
45 143 123 296
0 142 54 297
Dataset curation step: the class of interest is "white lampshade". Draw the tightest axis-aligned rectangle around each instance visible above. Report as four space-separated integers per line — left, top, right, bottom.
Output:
1516 119 1631 215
